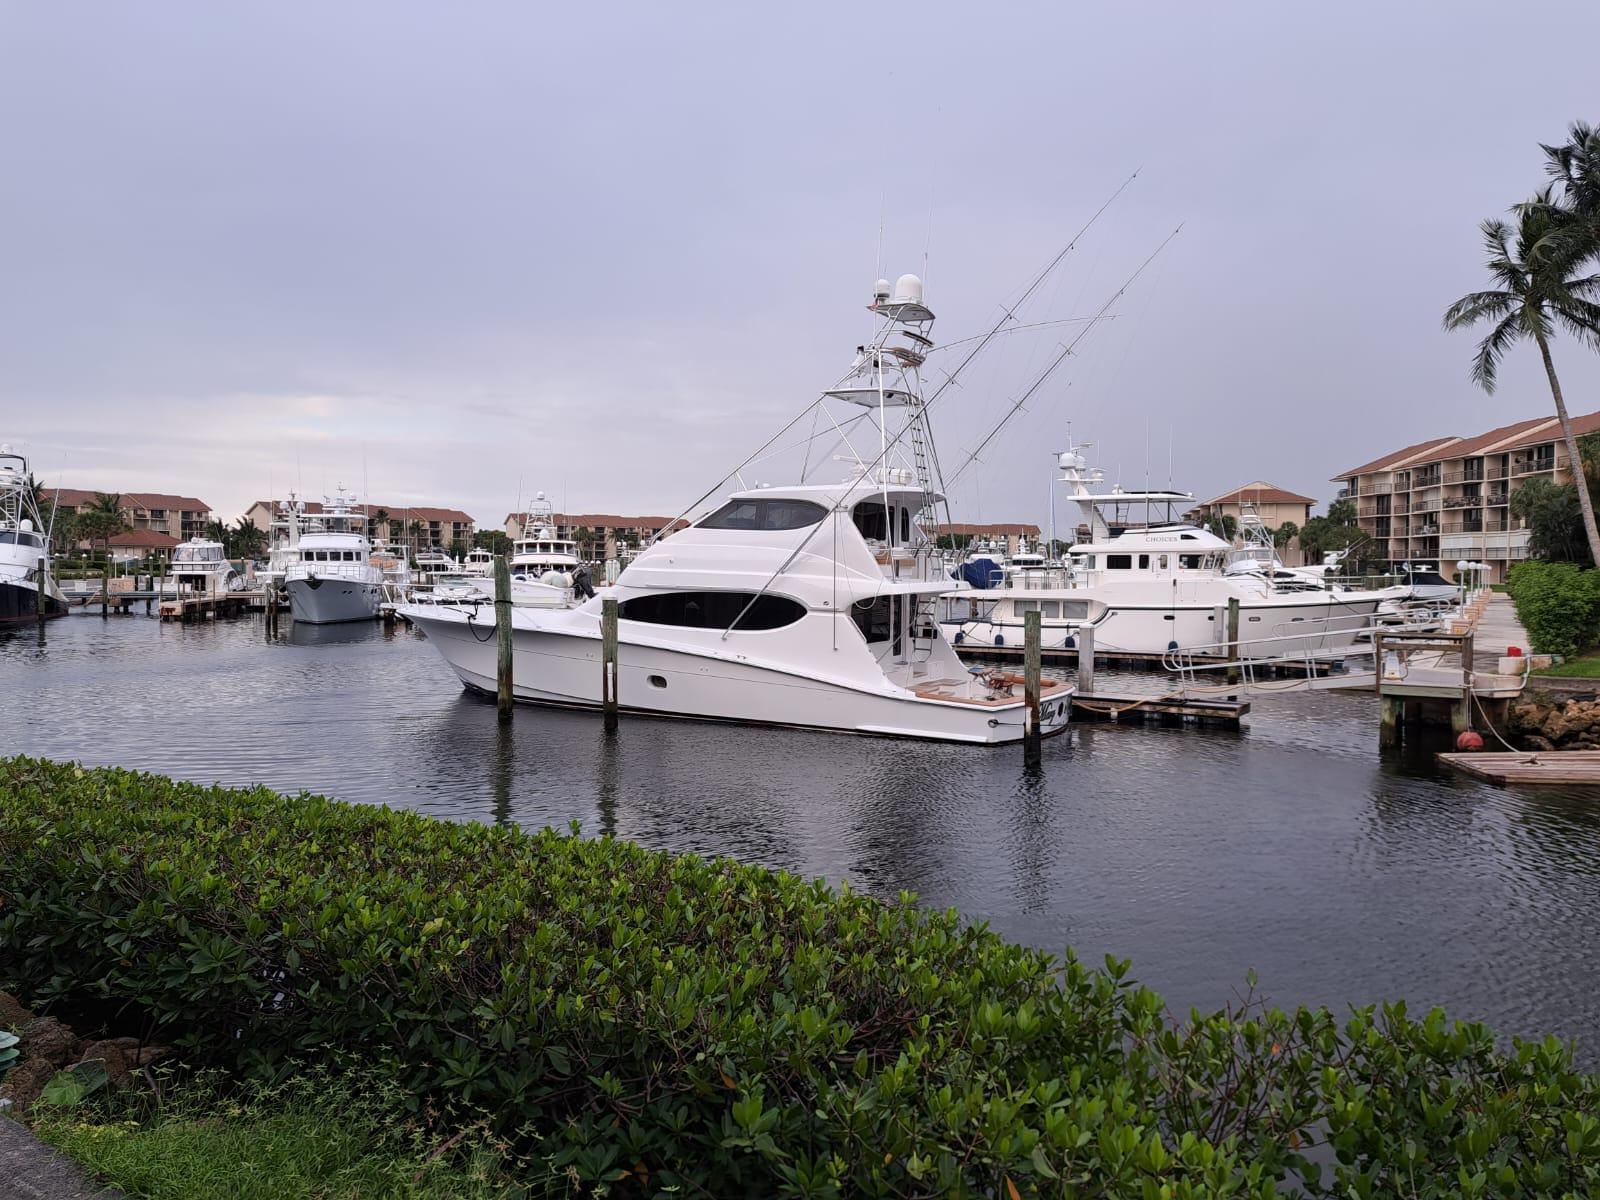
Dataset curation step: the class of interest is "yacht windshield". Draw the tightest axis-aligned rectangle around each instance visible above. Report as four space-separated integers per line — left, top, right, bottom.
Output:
699 498 827 532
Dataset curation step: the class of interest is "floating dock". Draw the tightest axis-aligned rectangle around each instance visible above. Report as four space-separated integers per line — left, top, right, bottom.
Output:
1436 750 1600 786
1070 691 1249 730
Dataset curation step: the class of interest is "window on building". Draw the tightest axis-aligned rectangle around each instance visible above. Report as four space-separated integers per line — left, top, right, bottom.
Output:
618 590 806 631
700 498 829 532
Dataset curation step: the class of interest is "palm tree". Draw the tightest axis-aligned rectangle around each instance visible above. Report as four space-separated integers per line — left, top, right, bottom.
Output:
1523 121 1600 267
204 518 231 550
231 516 267 559
76 492 129 560
407 520 424 560
1444 205 1600 565
371 508 390 548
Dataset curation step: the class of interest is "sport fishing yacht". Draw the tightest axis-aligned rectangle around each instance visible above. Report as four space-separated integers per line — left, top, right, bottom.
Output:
169 537 244 595
509 496 583 584
0 445 66 624
402 273 1073 743
283 487 385 624
462 547 494 577
947 448 1387 659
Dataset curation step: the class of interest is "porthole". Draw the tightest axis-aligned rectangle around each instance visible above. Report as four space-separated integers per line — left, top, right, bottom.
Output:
647 674 667 689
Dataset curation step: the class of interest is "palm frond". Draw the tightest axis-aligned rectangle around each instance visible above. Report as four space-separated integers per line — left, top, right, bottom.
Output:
1442 289 1515 330
1470 311 1523 393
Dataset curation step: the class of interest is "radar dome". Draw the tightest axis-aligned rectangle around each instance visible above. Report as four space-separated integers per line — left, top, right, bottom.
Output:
892 273 923 305
535 490 546 501
872 278 891 302
1058 451 1086 471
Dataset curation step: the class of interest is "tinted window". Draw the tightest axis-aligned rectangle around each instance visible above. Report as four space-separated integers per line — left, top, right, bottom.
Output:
700 498 828 531
1106 554 1132 569
851 594 893 643
619 590 806 631
852 500 887 541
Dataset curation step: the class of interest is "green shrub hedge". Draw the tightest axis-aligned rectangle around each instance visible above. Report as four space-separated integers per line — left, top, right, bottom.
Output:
3 757 1598 1197
1505 560 1600 657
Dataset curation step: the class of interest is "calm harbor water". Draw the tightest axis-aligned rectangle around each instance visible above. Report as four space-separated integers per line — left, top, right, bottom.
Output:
7 614 1600 1058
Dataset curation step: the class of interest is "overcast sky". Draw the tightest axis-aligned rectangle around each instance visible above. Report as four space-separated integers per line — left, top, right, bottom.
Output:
3 1 1598 530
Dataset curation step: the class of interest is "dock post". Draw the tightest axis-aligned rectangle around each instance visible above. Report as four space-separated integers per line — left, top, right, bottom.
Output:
1075 623 1095 694
101 560 109 618
1379 696 1403 751
1023 610 1042 767
601 595 619 733
1225 598 1241 685
494 554 513 721
36 557 47 631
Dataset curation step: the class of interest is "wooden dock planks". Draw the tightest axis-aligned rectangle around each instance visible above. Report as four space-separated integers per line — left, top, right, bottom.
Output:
1437 750 1600 785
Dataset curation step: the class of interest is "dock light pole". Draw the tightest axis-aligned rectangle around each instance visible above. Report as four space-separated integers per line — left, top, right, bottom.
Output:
493 554 513 721
1023 609 1042 767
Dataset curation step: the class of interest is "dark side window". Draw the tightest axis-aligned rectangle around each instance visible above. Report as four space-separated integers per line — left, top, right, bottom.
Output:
851 594 893 644
619 590 807 631
1106 554 1132 569
853 500 887 541
699 498 827 531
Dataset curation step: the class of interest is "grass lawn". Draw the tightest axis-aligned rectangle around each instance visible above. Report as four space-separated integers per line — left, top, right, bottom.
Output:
26 1068 525 1200
1533 652 1600 678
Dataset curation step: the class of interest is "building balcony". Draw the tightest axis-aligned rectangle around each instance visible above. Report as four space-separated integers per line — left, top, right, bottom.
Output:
1512 456 1556 476
1412 523 1440 536
1442 521 1485 535
1358 483 1379 496
1483 492 1509 507
1485 465 1507 480
1442 496 1481 510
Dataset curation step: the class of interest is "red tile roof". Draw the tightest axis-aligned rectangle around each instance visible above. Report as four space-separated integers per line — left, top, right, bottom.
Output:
937 522 1042 536
1200 482 1316 508
1409 417 1555 463
48 489 210 511
505 512 679 529
108 530 181 549
1333 437 1461 481
251 501 476 524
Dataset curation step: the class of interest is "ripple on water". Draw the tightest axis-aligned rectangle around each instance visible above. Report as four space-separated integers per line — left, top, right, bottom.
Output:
6 615 1600 1059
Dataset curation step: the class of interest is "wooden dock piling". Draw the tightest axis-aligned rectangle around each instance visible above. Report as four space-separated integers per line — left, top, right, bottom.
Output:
1023 610 1042 767
601 595 619 733
1075 624 1095 693
494 554 513 721
100 562 109 618
36 557 47 632
1225 598 1241 685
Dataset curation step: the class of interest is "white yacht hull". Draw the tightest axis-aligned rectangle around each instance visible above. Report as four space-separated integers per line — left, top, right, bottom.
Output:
952 596 1383 659
403 604 1072 745
286 576 383 624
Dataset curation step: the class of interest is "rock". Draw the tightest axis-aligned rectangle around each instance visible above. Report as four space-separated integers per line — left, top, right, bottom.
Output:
19 1017 79 1067
128 1044 173 1069
1523 735 1556 752
76 1039 130 1086
0 1057 59 1113
0 990 33 1031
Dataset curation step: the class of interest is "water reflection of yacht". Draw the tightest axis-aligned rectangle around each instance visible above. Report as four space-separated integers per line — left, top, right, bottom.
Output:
402 273 1072 743
0 445 67 624
284 488 385 624
947 447 1387 659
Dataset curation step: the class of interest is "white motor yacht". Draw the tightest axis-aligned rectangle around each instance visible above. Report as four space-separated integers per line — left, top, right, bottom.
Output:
462 547 494 577
169 537 244 595
401 273 1073 744
0 445 67 624
284 488 385 624
947 447 1387 660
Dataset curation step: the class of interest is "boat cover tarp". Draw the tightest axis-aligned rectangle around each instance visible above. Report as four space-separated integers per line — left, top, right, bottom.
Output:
956 558 1002 589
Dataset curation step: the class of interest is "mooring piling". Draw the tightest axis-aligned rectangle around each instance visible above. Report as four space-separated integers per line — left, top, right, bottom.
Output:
494 553 513 721
1023 609 1042 767
1225 597 1241 685
1075 623 1095 693
36 557 47 631
601 595 619 733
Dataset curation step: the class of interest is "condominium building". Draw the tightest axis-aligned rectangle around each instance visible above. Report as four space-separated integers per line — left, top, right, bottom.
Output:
1332 409 1600 582
243 500 476 552
51 489 214 544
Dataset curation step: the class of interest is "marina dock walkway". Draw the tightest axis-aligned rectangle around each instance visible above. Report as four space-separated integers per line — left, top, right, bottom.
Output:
0 1118 120 1199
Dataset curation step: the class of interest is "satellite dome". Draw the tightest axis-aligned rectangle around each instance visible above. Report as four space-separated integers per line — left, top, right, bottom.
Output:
1058 450 1086 471
892 273 924 305
535 490 546 501
872 278 891 302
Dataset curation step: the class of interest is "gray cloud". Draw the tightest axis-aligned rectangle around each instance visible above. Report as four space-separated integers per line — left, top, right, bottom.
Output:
2 1 1597 527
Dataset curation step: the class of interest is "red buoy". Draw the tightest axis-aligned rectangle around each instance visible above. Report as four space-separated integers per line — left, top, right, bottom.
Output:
1455 730 1485 752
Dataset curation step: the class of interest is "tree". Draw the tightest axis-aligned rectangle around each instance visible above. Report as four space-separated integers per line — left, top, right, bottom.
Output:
1272 520 1299 549
204 519 230 548
1204 513 1237 541
407 520 425 560
1325 497 1358 526
74 492 129 559
231 516 267 559
1298 516 1365 566
1446 151 1600 567
1511 476 1592 565
473 528 512 556
371 508 390 548
448 538 469 561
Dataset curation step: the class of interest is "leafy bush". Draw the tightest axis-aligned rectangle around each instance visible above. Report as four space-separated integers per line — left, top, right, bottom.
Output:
1506 560 1600 656
3 757 1599 1197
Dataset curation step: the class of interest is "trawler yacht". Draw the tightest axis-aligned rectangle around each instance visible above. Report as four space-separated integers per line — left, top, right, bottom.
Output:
509 497 582 584
462 547 494 576
283 487 384 624
402 273 1072 743
0 445 66 624
947 448 1387 659
169 537 244 595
